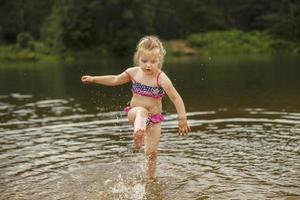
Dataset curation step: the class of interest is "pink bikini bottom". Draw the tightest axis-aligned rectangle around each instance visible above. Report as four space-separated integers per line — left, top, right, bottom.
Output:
124 106 165 125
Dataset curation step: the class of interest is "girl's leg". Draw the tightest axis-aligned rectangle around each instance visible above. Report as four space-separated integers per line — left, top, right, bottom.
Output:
127 107 148 150
144 123 161 180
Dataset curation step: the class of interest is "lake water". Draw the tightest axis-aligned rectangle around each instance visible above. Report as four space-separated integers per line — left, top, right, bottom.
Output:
0 55 300 199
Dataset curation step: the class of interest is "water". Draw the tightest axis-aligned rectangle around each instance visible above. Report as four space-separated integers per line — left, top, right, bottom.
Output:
0 55 300 199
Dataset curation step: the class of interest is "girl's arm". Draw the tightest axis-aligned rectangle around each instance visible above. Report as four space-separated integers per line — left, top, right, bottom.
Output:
81 71 130 86
160 73 190 135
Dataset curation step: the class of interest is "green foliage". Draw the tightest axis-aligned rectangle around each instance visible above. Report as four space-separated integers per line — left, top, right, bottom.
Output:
42 0 158 55
187 30 299 55
0 41 57 62
16 32 34 49
1 0 300 58
0 45 36 61
0 0 53 42
264 0 300 41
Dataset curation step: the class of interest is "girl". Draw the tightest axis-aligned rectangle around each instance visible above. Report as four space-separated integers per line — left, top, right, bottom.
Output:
81 36 190 179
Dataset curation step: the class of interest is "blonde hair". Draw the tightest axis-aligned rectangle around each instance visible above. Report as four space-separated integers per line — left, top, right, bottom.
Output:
133 35 166 68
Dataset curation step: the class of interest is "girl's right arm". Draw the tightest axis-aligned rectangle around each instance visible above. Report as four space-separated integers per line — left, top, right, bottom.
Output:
81 71 130 86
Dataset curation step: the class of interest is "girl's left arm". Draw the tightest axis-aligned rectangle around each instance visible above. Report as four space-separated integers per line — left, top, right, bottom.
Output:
160 74 190 135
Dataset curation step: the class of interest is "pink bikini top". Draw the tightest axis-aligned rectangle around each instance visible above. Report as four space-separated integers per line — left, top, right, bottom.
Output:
125 71 166 99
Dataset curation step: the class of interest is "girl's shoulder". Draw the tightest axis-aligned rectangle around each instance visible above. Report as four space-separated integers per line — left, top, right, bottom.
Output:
124 67 139 81
158 71 172 87
125 66 139 74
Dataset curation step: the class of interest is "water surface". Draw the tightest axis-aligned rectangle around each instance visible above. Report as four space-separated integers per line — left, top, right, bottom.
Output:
0 55 300 199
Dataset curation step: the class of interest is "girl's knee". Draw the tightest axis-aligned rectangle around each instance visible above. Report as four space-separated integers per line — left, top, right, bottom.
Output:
128 107 148 123
136 107 148 117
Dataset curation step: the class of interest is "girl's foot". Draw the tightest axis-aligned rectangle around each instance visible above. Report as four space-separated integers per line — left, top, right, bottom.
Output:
134 130 143 150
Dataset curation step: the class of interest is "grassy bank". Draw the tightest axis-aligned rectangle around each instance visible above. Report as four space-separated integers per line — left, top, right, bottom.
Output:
0 43 107 63
0 30 299 62
0 42 57 62
187 30 300 56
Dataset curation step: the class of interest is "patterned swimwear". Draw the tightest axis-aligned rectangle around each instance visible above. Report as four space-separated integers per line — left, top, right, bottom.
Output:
125 71 166 99
124 70 165 124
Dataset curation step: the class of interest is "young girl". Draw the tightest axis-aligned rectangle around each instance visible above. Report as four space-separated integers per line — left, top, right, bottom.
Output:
81 36 190 179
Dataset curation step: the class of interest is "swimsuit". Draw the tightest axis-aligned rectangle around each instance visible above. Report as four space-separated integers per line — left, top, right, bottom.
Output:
124 70 165 124
125 71 166 99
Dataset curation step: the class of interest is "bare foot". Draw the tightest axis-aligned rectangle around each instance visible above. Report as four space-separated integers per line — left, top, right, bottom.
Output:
134 130 143 150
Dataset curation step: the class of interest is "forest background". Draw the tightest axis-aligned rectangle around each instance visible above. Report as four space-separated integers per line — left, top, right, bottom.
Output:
0 0 299 61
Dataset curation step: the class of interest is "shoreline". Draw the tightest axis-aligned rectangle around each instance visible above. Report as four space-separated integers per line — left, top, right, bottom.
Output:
0 30 299 63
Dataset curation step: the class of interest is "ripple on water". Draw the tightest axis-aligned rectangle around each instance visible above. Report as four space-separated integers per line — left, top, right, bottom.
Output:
1 97 300 199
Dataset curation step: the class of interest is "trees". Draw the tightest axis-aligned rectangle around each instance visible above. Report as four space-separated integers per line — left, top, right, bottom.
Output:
264 0 300 41
0 0 53 43
0 0 298 54
42 0 158 54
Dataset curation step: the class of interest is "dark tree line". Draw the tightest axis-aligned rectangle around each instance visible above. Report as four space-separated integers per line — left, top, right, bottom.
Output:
0 0 53 42
0 0 299 54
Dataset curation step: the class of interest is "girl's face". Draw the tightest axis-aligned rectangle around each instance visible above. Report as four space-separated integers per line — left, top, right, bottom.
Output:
138 49 160 75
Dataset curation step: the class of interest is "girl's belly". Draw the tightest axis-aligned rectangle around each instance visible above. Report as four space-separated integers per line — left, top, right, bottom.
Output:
130 94 162 114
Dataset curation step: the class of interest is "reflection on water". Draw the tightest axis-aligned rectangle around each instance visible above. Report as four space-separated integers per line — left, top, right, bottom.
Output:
0 95 299 200
1 55 300 199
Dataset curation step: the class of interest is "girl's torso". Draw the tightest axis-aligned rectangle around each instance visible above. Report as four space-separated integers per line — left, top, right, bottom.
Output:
126 67 165 114
130 94 162 114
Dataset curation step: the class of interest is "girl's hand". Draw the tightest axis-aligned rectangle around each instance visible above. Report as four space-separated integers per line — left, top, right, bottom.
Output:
81 75 93 84
178 118 190 136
